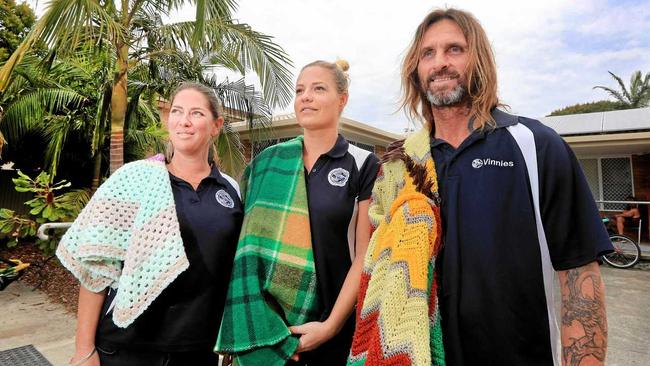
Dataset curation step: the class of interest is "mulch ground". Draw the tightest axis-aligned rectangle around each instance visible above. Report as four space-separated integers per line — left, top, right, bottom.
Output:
0 242 79 314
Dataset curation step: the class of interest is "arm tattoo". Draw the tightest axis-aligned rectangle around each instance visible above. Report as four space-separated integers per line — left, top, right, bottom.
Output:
561 264 607 365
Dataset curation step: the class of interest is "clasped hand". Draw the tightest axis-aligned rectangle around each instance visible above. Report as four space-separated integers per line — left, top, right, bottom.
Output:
288 321 336 361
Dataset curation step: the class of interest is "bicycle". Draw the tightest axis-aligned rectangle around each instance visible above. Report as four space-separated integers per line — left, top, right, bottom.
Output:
601 217 641 269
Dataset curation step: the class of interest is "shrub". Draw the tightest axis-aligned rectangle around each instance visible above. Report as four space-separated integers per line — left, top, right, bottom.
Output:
0 170 89 255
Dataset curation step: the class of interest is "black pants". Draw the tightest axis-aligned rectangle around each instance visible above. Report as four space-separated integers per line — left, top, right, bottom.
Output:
97 344 220 366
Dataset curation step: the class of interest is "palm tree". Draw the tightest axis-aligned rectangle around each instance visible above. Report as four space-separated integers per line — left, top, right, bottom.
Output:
593 70 650 109
2 40 273 187
0 47 160 189
0 0 293 174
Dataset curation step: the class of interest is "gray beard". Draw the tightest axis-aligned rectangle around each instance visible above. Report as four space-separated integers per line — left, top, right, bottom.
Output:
426 84 466 107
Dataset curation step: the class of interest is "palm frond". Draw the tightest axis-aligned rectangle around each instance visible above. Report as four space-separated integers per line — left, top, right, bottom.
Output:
0 0 123 91
40 115 73 177
90 83 112 154
608 71 632 104
57 188 92 214
1 88 86 142
215 122 246 179
124 124 167 161
159 19 294 108
190 0 237 48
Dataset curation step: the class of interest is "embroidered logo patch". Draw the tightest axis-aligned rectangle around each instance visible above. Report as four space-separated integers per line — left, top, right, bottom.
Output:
328 168 350 187
215 189 234 208
472 158 514 169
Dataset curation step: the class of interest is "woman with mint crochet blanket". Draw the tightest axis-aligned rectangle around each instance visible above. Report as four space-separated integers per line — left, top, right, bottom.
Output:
216 60 380 366
58 82 243 366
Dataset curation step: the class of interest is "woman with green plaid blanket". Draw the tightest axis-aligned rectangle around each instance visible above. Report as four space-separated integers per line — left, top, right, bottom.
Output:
216 60 380 366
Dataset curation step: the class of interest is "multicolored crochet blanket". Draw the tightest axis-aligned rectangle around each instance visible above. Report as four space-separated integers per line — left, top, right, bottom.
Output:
56 157 188 328
216 136 319 366
348 128 446 366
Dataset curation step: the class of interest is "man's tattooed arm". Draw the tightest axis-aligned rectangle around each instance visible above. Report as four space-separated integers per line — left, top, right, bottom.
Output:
558 261 608 366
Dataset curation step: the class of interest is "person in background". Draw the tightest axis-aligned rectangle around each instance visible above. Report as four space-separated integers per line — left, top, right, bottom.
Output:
216 60 379 366
614 195 641 235
58 82 243 366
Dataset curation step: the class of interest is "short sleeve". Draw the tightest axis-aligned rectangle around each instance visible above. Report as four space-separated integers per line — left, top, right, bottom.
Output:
358 153 380 201
534 123 613 270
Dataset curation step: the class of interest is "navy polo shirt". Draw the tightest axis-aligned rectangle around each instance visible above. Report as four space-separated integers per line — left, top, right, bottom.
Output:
97 165 243 352
303 134 379 362
431 109 612 365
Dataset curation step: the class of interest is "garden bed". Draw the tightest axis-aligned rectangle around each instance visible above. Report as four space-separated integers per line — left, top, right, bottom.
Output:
0 242 79 314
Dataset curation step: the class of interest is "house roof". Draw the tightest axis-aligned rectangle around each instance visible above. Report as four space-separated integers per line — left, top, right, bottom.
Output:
230 113 402 147
540 107 650 136
539 107 650 156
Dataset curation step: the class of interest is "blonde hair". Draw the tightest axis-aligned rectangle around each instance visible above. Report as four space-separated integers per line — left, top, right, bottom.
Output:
300 59 350 94
400 8 501 129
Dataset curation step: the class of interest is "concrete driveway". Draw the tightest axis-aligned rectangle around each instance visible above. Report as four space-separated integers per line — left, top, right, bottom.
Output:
0 265 649 365
598 266 650 365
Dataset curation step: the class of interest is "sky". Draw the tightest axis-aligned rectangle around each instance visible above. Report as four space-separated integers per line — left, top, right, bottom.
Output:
28 0 650 134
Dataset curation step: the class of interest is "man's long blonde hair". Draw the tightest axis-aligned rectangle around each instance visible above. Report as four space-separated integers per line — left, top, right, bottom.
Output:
400 8 501 129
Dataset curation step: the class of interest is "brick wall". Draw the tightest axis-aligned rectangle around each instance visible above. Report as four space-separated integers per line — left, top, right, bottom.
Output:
633 153 650 201
242 141 252 163
375 145 386 157
632 153 650 241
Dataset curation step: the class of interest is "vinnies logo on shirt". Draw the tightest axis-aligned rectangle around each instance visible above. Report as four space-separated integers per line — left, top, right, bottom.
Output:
471 158 514 169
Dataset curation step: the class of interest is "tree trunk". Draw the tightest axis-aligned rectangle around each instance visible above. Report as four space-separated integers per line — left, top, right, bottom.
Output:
91 149 102 192
109 42 129 175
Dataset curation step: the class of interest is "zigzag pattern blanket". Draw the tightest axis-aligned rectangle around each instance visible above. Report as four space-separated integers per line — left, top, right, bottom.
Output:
216 136 319 366
348 128 446 366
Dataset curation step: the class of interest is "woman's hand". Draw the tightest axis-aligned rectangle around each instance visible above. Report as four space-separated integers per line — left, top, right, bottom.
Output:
69 347 99 366
288 321 336 360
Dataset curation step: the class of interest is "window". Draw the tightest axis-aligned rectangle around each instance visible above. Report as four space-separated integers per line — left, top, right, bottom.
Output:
252 137 292 157
578 157 633 210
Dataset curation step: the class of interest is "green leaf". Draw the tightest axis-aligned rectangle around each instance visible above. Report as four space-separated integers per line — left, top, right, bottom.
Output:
0 222 14 234
30 205 45 215
42 204 54 219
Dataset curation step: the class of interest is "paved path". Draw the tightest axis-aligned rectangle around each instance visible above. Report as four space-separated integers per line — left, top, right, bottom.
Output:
0 282 75 365
599 266 650 365
0 266 649 365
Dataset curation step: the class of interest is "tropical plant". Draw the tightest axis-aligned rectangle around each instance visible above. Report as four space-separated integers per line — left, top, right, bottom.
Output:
0 0 293 175
0 47 164 189
593 70 650 109
0 170 89 255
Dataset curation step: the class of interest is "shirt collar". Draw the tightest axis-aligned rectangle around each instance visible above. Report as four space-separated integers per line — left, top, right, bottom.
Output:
430 108 518 148
169 164 229 187
208 164 230 187
324 134 349 158
490 108 519 129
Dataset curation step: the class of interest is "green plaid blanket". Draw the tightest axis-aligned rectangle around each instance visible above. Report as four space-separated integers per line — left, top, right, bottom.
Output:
215 136 319 366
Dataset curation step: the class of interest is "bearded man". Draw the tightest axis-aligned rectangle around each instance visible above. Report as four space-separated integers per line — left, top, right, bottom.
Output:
349 8 612 366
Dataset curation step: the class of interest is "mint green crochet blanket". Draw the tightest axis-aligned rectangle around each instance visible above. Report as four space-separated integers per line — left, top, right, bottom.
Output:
56 157 188 328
